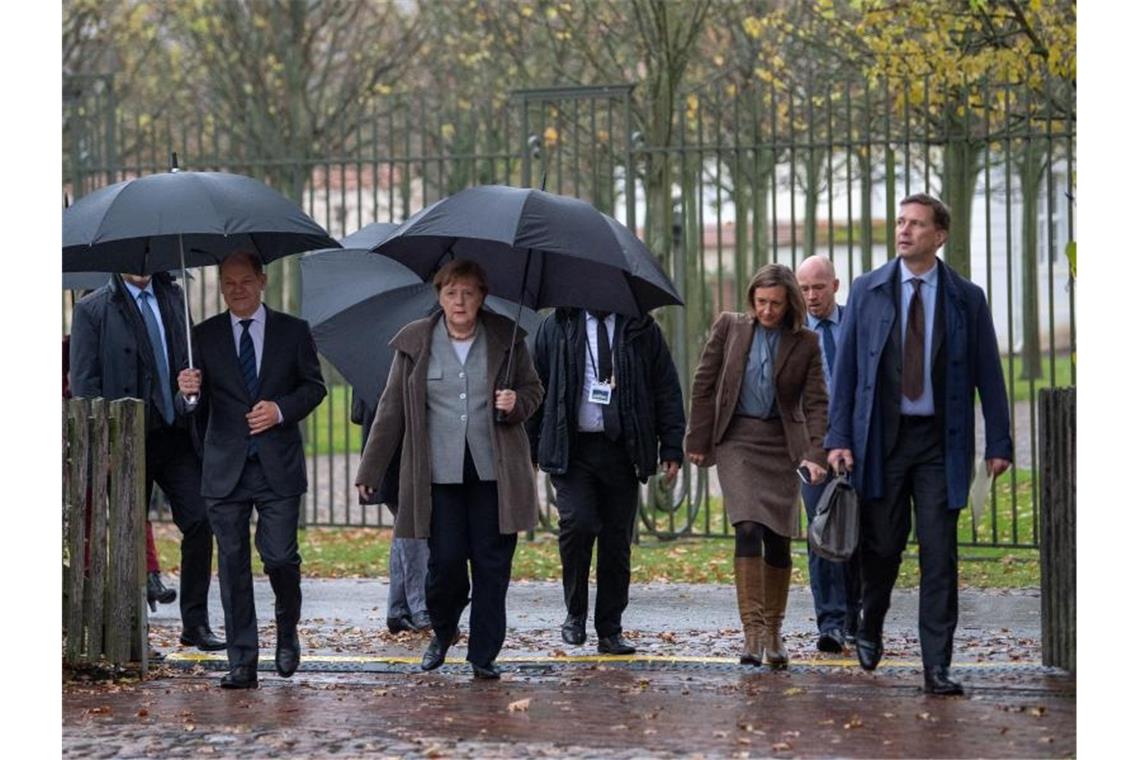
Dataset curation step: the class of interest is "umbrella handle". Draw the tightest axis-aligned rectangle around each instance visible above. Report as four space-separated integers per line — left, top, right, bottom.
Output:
178 233 198 404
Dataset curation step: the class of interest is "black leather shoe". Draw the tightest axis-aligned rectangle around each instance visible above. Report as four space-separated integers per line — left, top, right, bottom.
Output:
855 636 883 671
471 661 501 680
421 634 451 671
180 625 227 652
561 613 587 646
597 634 636 655
275 635 301 678
817 629 845 654
923 666 964 696
146 572 177 612
409 611 433 632
387 615 415 634
220 666 258 689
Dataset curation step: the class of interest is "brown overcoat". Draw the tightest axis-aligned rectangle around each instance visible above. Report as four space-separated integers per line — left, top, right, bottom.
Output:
355 310 544 538
684 311 829 468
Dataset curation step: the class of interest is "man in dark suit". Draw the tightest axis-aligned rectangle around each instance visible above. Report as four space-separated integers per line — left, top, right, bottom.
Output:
528 308 685 655
796 254 861 654
825 194 1012 696
69 271 225 653
177 251 326 689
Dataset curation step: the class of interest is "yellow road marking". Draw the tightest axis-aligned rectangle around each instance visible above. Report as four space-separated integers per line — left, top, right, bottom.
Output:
163 652 1039 669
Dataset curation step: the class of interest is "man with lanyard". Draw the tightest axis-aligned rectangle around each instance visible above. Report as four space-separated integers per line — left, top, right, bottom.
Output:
529 307 685 655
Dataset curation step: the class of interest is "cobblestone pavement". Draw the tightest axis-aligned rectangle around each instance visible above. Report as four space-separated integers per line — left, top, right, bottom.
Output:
64 581 1072 757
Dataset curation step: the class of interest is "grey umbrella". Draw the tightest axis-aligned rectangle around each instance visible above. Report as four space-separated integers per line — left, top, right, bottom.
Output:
63 164 339 368
340 221 401 251
300 247 540 407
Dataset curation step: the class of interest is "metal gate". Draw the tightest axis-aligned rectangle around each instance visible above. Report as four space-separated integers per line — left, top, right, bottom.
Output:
63 72 1075 549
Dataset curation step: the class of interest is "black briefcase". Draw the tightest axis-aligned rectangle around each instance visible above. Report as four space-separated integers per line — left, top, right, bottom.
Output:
807 471 860 562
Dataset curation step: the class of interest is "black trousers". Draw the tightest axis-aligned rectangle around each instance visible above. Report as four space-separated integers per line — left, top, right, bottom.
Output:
860 416 960 669
550 433 640 638
427 449 517 668
206 458 302 669
145 425 214 631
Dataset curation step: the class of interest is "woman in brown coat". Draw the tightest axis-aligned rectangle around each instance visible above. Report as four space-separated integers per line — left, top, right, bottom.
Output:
356 260 543 679
685 263 829 668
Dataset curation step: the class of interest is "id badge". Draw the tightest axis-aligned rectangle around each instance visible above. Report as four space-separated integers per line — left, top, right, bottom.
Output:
588 381 613 405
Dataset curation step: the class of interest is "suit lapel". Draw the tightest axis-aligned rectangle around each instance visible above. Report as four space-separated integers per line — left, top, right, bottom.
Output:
260 307 281 393
773 328 793 380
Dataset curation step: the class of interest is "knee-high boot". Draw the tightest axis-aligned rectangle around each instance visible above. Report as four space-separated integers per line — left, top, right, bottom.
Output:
761 561 791 668
734 557 766 665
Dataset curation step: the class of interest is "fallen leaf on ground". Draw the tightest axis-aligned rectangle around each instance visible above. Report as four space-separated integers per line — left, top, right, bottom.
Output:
507 698 531 712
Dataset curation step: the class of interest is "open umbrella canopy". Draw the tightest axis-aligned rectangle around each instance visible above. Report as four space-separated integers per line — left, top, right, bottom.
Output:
340 221 400 251
300 248 540 406
62 269 192 292
63 170 339 274
373 185 682 317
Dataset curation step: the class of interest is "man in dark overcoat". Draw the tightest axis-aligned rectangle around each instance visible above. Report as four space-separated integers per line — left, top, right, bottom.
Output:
825 194 1012 696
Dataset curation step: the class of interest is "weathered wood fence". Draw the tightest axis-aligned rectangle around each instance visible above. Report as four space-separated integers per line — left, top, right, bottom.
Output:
63 397 148 671
1038 387 1076 672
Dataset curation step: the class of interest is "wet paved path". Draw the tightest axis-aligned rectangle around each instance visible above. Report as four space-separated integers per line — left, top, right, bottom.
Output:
63 580 1072 757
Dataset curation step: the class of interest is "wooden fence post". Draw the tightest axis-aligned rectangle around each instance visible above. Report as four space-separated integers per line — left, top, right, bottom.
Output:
107 399 147 670
65 398 90 664
1038 387 1076 672
87 398 109 659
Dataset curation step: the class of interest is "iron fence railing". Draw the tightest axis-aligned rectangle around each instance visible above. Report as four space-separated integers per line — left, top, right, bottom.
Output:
63 70 1075 550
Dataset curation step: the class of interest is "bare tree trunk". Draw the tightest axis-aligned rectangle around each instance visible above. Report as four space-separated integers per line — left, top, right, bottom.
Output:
940 137 984 277
1018 139 1048 380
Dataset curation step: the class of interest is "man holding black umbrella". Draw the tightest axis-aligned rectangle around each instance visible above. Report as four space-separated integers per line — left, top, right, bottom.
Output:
69 271 225 653
528 308 686 654
178 251 326 689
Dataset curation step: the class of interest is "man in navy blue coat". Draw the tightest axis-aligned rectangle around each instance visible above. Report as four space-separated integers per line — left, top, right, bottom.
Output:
825 194 1011 696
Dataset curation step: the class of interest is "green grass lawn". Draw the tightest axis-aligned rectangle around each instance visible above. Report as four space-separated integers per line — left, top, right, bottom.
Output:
1001 352 1073 403
154 499 1039 590
304 384 363 456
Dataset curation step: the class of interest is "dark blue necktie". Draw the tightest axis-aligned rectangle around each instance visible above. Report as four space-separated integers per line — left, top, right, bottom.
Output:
137 292 174 425
239 319 260 457
819 319 836 377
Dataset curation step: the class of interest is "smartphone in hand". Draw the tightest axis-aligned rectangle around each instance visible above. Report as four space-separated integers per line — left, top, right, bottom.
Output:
796 464 812 485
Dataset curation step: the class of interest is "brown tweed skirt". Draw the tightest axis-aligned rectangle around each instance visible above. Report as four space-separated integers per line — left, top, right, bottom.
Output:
715 415 799 537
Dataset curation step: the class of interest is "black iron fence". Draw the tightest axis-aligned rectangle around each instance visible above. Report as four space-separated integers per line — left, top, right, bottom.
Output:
63 70 1075 550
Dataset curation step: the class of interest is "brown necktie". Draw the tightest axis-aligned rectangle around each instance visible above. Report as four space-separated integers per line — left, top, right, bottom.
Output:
902 279 925 401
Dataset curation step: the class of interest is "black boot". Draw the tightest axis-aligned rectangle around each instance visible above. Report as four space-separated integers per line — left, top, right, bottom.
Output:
147 571 177 612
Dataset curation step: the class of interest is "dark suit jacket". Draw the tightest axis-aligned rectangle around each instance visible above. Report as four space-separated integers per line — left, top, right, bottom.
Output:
188 306 327 500
824 258 1012 509
684 311 829 468
69 272 192 433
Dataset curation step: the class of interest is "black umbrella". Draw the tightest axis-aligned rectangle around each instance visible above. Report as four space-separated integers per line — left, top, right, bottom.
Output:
63 163 339 367
373 185 682 317
63 270 193 293
340 221 401 251
373 185 681 416
300 248 540 407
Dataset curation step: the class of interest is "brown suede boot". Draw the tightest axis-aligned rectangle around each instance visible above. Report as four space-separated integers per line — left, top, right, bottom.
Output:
761 561 792 669
734 557 766 665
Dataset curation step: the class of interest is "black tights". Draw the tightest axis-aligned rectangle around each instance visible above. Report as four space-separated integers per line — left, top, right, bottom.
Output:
733 521 791 568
